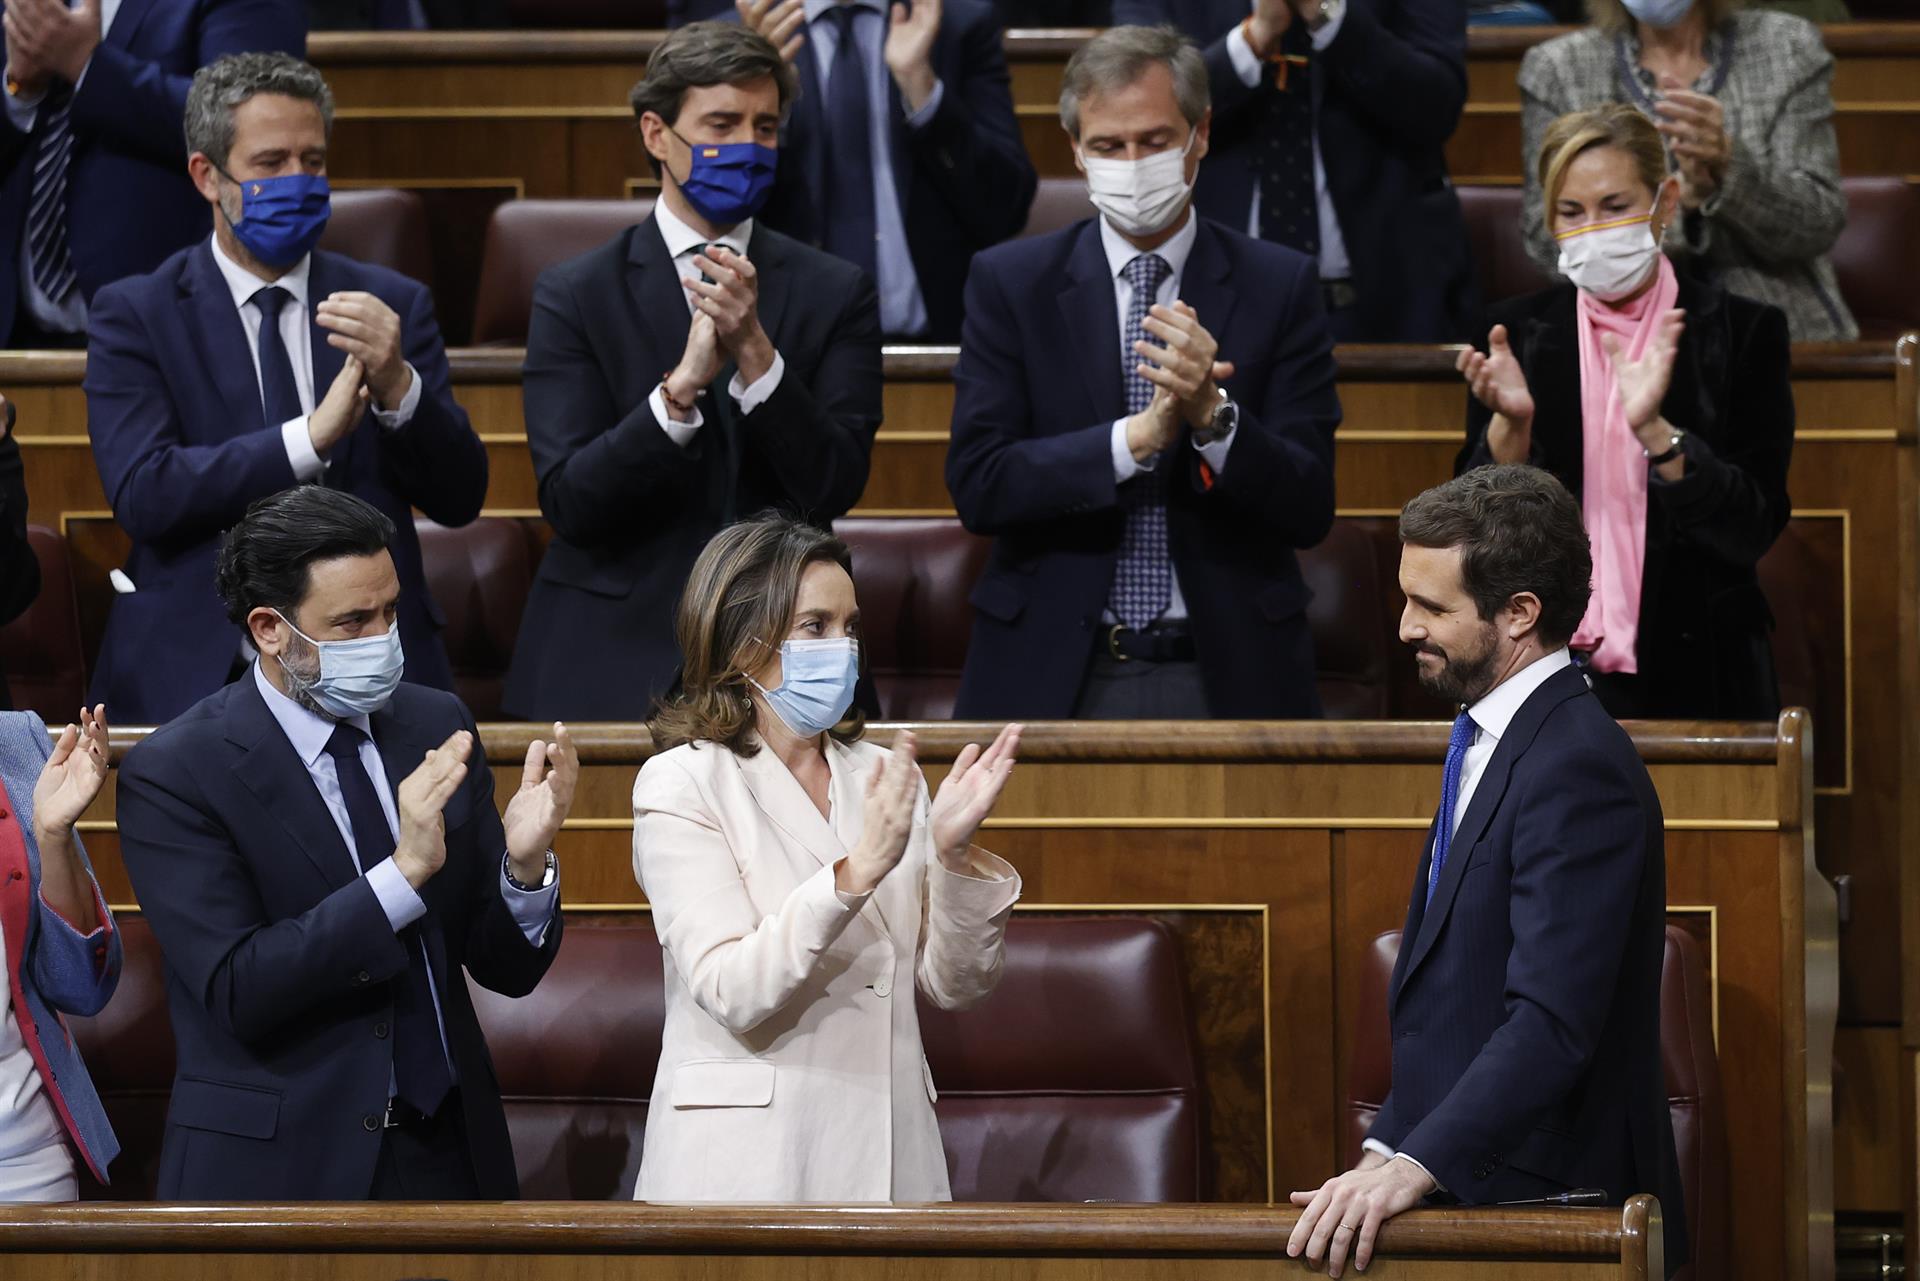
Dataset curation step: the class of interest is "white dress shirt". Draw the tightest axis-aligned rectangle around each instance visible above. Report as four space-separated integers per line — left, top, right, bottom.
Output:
1361 645 1576 1185
1226 0 1354 281
1097 211 1238 625
0 914 73 1199
647 199 787 447
207 233 422 482
4 0 126 335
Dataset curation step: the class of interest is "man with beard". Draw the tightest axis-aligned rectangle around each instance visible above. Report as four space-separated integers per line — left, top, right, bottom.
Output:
116 485 575 1200
1288 464 1686 1280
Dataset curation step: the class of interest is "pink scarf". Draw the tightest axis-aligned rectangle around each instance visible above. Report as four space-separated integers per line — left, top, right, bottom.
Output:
1570 254 1679 674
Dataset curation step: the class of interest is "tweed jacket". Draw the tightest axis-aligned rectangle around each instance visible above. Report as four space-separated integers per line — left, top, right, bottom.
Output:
1518 11 1857 341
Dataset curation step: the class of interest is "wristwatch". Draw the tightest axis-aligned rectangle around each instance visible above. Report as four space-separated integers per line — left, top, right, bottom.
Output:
1644 427 1687 465
504 849 557 892
1191 387 1238 447
1302 0 1338 31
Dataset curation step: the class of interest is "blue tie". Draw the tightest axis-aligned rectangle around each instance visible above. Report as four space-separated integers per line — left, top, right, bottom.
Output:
250 286 305 430
822 6 879 281
26 84 78 307
323 725 453 1117
1108 252 1174 633
1427 711 1478 905
1254 23 1320 258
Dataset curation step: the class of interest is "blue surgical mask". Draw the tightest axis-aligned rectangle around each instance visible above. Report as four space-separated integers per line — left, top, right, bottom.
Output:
669 128 777 227
1621 0 1695 27
219 168 332 267
275 611 405 718
749 637 860 738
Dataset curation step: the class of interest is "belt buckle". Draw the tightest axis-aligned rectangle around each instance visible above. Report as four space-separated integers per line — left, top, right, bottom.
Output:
1106 624 1131 662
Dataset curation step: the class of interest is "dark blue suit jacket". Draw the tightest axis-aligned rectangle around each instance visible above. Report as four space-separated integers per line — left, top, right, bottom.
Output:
1372 663 1687 1271
115 676 561 1199
0 0 305 344
84 241 487 724
1113 0 1476 342
945 215 1340 718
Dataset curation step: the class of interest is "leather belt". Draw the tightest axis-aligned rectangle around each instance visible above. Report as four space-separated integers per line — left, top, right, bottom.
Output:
1105 623 1197 663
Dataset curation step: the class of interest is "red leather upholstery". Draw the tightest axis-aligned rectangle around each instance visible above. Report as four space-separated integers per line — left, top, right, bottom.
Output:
1344 925 1727 1281
320 188 434 288
71 913 1203 1203
1022 176 1095 239
1299 522 1391 719
835 517 992 720
471 199 657 345
416 517 544 720
0 526 85 720
1831 176 1920 340
1457 184 1554 307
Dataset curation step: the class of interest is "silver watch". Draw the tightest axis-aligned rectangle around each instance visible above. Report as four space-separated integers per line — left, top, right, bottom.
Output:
1643 427 1687 465
1192 387 1238 446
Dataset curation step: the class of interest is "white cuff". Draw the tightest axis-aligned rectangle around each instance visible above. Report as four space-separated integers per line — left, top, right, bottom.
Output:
650 383 704 448
4 85 43 132
281 417 325 481
1193 422 1237 475
1310 0 1348 51
1227 22 1264 87
1362 1138 1397 1163
499 853 560 949
371 362 423 430
1110 417 1156 483
366 857 428 933
903 78 945 129
729 350 786 414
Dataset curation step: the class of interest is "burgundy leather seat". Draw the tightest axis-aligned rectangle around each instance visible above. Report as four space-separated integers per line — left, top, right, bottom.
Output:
1457 184 1554 307
1298 522 1391 719
1831 176 1920 340
319 188 434 287
471 199 657 345
1346 925 1727 1281
835 517 992 720
416 517 543 720
1021 176 1095 239
0 526 86 720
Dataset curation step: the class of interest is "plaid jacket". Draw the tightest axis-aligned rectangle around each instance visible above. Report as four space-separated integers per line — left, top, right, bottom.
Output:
1517 11 1857 341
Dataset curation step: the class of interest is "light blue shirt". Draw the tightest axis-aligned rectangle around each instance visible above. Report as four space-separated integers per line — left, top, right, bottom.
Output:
803 0 942 337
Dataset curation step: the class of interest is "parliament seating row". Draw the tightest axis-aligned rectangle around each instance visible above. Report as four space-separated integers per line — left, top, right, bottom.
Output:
327 177 1920 347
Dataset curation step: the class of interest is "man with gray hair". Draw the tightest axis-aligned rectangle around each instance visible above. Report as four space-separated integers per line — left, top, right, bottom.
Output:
82 51 485 725
946 24 1339 720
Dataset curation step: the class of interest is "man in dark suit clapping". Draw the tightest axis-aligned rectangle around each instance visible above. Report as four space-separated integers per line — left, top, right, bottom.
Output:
501 22 881 722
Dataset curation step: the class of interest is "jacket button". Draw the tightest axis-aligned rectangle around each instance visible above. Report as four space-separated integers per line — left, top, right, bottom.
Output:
362 1114 380 1132
1473 1162 1493 1180
0 808 9 820
373 1022 389 1039
356 970 371 984
873 976 893 998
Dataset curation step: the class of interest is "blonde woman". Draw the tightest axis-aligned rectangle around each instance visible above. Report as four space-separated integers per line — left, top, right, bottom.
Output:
631 514 1023 1202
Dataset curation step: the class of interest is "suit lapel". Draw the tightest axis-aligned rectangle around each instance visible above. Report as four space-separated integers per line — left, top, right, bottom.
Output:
748 226 792 351
182 244 273 435
1181 220 1239 373
104 0 160 48
1059 221 1125 423
736 741 847 877
225 674 359 895
825 740 902 946
306 252 352 479
627 217 692 382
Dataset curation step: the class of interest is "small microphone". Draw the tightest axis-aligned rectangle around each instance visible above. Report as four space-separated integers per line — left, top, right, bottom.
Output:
1498 1188 1608 1207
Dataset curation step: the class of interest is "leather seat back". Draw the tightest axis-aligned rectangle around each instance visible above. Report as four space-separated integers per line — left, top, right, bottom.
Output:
416 517 542 720
1299 522 1391 718
1457 184 1555 307
0 526 86 720
472 199 657 345
835 517 992 720
1832 176 1920 340
320 188 434 287
1022 176 1095 239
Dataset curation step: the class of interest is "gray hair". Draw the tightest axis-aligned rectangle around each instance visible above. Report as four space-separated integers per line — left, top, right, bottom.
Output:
629 20 799 174
1058 25 1209 140
185 53 335 169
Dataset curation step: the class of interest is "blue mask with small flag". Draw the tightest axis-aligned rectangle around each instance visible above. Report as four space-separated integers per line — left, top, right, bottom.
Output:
219 169 332 267
670 130 777 227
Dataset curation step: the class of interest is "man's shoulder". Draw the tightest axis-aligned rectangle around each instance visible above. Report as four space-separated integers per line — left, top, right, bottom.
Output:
312 249 431 311
122 684 241 778
1520 674 1647 779
383 680 472 733
970 218 1092 287
751 222 866 293
538 224 639 295
1200 217 1317 284
91 242 202 314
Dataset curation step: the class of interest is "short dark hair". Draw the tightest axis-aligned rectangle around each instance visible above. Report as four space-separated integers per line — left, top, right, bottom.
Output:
215 486 396 628
1398 465 1593 646
628 22 798 174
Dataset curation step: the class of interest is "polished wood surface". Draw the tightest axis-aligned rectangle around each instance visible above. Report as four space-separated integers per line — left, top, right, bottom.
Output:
0 1199 1663 1279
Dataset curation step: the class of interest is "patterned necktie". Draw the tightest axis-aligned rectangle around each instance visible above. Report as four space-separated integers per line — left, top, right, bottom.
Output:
26 84 78 307
1107 252 1174 633
323 725 453 1116
1254 24 1320 259
822 6 878 281
1426 711 1479 905
250 286 305 429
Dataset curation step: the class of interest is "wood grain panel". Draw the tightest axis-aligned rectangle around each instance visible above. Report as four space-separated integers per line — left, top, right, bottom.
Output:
1834 1026 1902 1213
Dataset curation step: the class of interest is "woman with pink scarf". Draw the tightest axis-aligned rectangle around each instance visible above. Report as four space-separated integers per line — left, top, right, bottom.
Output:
1454 103 1791 719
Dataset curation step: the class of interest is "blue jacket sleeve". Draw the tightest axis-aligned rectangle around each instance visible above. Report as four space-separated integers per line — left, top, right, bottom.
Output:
905 8 1037 248
371 282 488 529
23 719 120 1019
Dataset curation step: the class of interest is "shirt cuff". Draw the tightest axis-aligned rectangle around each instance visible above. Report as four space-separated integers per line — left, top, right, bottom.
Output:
833 885 873 909
366 857 428 933
728 350 785 415
1362 1138 1397 1163
499 853 560 949
370 362 423 430
1227 23 1264 87
903 78 945 129
650 383 704 448
1193 423 1237 475
1310 0 1348 51
281 417 325 482
1111 418 1157 483
3 85 43 132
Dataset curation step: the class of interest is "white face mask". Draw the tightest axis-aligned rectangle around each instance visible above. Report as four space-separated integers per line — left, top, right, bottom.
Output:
1078 129 1197 238
1554 211 1662 302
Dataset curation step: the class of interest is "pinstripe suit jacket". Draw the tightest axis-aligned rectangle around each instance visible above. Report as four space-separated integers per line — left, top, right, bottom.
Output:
1517 11 1857 341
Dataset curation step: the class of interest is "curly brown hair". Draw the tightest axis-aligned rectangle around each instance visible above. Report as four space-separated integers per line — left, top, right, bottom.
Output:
648 514 866 757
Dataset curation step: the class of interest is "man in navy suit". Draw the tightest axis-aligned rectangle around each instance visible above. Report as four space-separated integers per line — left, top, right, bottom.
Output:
116 485 574 1199
1113 0 1474 343
0 0 305 347
946 25 1339 720
84 51 486 725
1289 465 1686 1280
725 0 1035 342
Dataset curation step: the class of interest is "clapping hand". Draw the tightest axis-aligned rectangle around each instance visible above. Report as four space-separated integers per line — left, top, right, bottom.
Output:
4 0 101 91
1456 324 1536 464
883 0 940 113
1653 77 1730 209
736 0 806 62
502 723 579 882
1602 307 1685 436
686 247 777 385
929 723 1021 870
33 705 109 843
838 731 921 897
1136 302 1235 430
393 730 473 890
317 291 411 409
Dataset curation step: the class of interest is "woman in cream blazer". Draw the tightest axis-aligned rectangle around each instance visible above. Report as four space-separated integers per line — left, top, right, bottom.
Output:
631 516 1022 1203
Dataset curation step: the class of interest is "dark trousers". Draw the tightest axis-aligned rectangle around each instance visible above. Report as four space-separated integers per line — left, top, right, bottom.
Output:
1071 651 1210 718
369 1093 482 1200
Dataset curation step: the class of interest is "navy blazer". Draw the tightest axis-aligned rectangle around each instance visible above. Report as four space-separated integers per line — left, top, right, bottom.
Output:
83 241 486 725
501 216 881 722
1113 0 1476 342
0 0 305 344
748 0 1036 342
114 676 561 1200
945 215 1340 718
1371 663 1687 1273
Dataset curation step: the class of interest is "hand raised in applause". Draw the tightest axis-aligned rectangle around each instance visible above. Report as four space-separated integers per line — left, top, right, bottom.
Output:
736 0 806 62
883 0 940 113
663 311 724 422
393 730 472 890
1129 301 1234 459
1603 307 1685 437
33 705 110 844
307 354 371 455
836 730 921 897
929 722 1020 871
317 291 412 409
1456 325 1535 463
501 722 578 885
4 0 100 91
1654 77 1730 209
686 246 778 386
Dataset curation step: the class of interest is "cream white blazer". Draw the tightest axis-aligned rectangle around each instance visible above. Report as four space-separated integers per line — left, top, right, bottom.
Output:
630 734 1020 1203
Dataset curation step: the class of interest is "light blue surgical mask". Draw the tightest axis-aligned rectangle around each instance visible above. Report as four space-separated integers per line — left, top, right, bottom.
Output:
749 637 860 738
1621 0 1695 28
275 610 405 718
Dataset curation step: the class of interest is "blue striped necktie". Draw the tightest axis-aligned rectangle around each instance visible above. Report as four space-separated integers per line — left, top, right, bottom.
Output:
26 84 78 307
1427 711 1478 905
1107 252 1174 632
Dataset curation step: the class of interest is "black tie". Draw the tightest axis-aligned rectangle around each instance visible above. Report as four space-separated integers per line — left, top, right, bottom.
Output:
250 285 305 430
1254 23 1320 260
323 724 453 1117
822 6 879 280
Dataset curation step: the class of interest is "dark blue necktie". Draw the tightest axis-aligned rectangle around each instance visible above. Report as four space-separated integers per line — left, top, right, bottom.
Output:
1108 252 1174 632
1427 712 1478 905
1254 23 1320 259
26 83 77 307
323 724 452 1117
822 6 879 281
250 285 305 430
